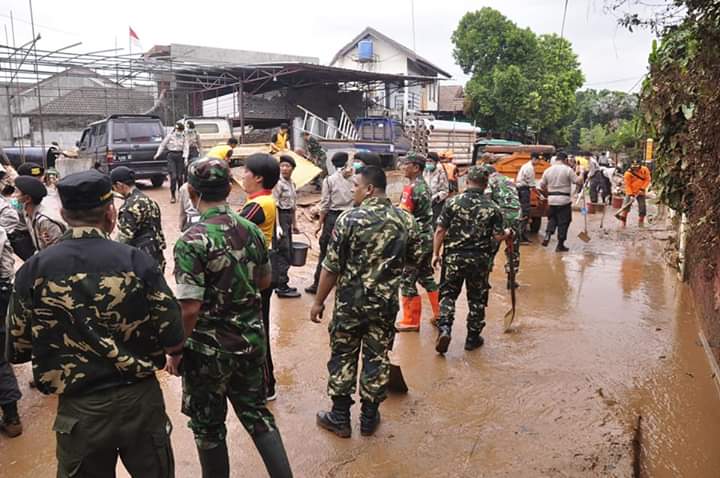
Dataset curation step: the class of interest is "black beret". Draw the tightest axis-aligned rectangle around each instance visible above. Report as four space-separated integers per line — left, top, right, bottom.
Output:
57 170 113 211
278 155 296 168
14 176 47 202
331 152 349 167
110 166 136 185
17 162 44 177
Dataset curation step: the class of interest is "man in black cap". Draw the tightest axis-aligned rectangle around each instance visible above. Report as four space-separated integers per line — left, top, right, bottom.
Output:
111 166 167 272
16 161 45 179
14 176 65 251
272 155 301 298
6 169 184 477
155 121 187 203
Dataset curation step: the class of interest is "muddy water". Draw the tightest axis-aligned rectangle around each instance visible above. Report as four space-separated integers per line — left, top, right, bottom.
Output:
1 185 719 477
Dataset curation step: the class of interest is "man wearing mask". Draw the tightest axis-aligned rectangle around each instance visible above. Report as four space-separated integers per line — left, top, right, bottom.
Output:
306 152 354 295
424 152 449 226
183 120 202 167
14 176 65 251
155 121 187 203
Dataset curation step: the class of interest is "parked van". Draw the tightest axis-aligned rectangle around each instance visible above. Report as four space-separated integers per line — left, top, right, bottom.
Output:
76 115 167 187
182 117 233 151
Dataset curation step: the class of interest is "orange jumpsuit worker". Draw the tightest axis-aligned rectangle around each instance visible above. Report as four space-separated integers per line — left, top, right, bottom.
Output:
617 160 651 227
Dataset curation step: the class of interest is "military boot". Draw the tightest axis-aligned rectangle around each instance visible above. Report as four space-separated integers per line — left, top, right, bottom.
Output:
252 430 293 478
0 402 22 438
316 395 353 438
435 326 452 355
556 241 569 252
360 401 381 436
464 334 485 351
197 441 230 478
541 232 551 247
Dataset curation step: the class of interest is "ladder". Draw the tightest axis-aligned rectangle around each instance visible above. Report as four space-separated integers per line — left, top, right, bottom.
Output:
297 105 359 141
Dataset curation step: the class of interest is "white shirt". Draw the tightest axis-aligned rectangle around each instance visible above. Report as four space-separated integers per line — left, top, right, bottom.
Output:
516 161 536 188
538 163 579 206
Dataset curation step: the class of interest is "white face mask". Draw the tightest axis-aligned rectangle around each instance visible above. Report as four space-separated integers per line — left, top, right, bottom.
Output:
192 191 203 211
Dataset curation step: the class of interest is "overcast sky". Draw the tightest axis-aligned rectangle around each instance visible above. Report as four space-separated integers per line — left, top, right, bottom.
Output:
2 0 656 92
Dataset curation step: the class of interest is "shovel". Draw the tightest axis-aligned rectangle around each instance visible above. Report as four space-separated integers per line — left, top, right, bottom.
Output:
578 195 591 243
503 235 517 333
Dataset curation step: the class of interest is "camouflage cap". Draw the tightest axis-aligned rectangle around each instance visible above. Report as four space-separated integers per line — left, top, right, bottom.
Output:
467 165 490 184
482 164 497 175
188 157 231 193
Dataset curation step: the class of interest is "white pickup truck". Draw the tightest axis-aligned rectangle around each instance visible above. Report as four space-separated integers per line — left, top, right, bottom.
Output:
182 117 234 151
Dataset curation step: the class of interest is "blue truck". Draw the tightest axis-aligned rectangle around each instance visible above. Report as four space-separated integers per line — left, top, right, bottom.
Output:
319 117 411 168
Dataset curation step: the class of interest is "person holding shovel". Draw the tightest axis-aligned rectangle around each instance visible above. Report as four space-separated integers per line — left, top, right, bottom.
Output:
616 160 651 227
310 165 420 438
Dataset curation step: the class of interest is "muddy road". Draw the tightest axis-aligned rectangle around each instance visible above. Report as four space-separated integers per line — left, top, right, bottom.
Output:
1 182 719 477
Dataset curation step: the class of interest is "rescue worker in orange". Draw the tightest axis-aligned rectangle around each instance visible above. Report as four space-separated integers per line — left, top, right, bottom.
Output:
616 160 651 227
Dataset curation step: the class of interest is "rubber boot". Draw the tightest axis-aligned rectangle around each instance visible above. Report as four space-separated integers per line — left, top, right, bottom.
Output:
252 430 293 478
395 296 421 332
435 326 452 355
638 216 645 228
556 241 569 252
197 442 230 478
360 401 381 436
427 290 440 327
316 395 353 438
464 334 485 351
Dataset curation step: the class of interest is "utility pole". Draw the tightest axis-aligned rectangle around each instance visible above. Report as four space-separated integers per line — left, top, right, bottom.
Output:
28 0 45 152
410 0 417 51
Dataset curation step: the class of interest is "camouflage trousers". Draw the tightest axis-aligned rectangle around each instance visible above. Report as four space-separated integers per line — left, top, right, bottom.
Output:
439 253 491 336
327 307 396 404
400 240 438 296
491 218 522 275
182 349 276 450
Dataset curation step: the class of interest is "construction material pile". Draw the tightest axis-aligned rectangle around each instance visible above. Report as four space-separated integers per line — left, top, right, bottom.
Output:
405 118 480 164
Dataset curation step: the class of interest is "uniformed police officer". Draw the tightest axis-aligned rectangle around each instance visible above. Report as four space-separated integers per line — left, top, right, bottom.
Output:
111 166 167 272
6 169 184 477
171 158 293 478
396 153 440 331
433 166 510 354
14 175 66 251
310 165 420 438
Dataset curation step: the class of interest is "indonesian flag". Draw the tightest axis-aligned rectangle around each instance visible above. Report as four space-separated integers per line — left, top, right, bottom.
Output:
129 27 142 50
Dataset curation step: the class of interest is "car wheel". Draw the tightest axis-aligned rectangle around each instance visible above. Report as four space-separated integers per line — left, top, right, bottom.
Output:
151 176 165 188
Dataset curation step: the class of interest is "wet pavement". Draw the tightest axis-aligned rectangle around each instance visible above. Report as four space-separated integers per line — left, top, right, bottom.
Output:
2 182 720 477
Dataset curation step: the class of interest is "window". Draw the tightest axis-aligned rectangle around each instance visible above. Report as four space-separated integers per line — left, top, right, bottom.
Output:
112 123 128 143
96 123 107 146
361 123 373 139
374 121 387 141
88 126 98 148
127 122 163 143
195 123 220 134
393 123 404 139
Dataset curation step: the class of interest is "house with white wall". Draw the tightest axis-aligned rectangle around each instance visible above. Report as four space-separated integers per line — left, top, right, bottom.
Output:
330 27 451 118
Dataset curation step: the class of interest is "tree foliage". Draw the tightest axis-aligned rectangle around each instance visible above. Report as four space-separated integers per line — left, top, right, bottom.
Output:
453 8 584 143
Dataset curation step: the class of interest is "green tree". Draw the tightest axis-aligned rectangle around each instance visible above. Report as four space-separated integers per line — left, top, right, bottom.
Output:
452 8 584 143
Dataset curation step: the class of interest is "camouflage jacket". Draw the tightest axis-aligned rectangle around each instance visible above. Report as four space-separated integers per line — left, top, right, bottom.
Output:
487 173 522 224
400 176 434 240
6 227 184 396
307 136 327 164
438 187 504 258
117 188 166 265
174 205 270 359
323 196 421 315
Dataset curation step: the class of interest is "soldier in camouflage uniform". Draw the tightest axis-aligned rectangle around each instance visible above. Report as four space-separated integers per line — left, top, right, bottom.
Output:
483 164 523 290
310 165 420 438
6 169 184 477
396 153 441 332
111 166 167 272
172 158 292 478
303 131 327 175
432 167 510 354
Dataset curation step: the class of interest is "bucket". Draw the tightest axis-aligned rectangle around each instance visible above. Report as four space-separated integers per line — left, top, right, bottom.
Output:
291 240 310 267
612 196 624 209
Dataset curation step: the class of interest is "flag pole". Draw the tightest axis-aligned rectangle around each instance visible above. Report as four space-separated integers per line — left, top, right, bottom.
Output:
128 28 132 88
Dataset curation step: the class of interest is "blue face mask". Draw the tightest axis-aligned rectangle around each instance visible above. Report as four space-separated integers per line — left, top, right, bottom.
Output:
425 163 436 172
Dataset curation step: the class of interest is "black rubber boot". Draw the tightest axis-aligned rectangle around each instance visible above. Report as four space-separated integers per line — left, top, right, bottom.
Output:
360 401 381 436
197 442 230 478
316 395 353 438
252 430 294 478
556 241 569 252
465 334 485 351
304 283 318 294
435 326 452 355
541 233 551 247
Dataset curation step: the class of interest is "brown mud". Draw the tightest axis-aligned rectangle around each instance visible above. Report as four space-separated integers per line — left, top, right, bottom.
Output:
1 183 719 477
